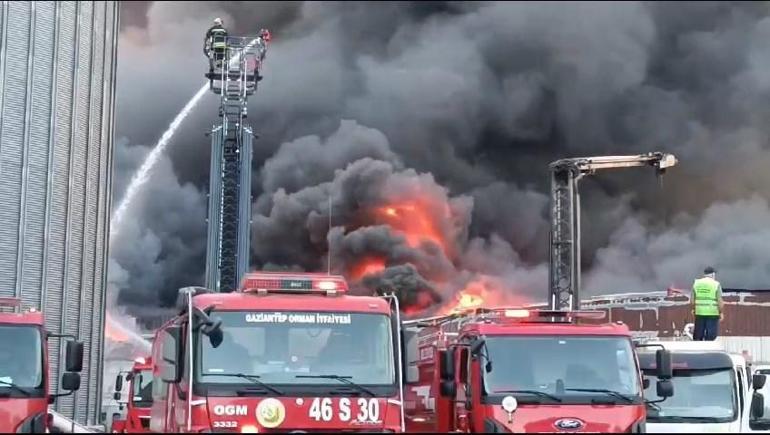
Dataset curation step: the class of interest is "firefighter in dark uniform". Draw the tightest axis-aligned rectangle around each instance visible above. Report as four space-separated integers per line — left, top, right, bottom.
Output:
205 18 228 75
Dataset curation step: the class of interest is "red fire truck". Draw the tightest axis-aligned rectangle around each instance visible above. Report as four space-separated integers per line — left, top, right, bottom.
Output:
0 297 84 433
111 356 153 433
149 272 406 432
403 307 674 433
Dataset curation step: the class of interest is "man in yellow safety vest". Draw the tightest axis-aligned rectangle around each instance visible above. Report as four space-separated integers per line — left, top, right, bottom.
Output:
691 266 724 341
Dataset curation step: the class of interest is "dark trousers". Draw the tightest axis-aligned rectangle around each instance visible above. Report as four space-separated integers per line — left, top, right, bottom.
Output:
694 315 720 341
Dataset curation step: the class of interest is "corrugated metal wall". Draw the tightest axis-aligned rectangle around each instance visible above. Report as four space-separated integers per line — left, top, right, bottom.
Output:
579 291 770 362
580 291 770 337
0 0 119 425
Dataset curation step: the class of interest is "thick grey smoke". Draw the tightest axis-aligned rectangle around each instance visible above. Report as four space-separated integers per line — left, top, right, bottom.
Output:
585 195 770 294
112 1 770 322
110 138 207 312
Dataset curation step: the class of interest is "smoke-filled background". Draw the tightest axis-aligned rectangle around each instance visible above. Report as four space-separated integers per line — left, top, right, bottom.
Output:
110 1 770 326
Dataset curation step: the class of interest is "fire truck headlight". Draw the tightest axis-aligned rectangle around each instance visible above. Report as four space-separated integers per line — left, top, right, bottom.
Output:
240 425 259 433
501 395 518 413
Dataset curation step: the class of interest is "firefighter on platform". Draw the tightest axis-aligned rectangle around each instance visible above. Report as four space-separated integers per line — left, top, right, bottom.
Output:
691 266 724 341
204 17 228 75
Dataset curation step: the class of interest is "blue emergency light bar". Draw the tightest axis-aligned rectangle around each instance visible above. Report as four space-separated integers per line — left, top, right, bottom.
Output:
240 273 349 295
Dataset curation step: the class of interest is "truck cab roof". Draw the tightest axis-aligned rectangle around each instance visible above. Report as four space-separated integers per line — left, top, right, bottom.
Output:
465 321 632 337
0 297 43 326
640 340 725 352
0 310 44 326
637 341 749 371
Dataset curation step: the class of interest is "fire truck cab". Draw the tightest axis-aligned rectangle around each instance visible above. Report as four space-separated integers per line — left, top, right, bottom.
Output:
0 297 84 433
149 273 405 432
403 307 674 433
112 356 153 433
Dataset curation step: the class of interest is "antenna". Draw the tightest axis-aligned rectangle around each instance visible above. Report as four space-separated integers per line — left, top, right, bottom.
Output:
327 195 332 275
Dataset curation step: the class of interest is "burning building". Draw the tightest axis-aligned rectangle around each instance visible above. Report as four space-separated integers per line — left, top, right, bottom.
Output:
0 0 119 425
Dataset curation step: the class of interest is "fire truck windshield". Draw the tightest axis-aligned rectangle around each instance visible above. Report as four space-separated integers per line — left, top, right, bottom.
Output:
132 369 153 408
197 311 395 391
482 336 641 404
0 325 43 397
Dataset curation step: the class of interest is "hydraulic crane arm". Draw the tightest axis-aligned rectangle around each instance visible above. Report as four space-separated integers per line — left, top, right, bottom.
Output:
548 152 678 311
550 153 678 175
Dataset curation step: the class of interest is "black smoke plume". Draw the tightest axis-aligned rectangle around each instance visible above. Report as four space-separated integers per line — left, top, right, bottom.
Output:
112 1 770 324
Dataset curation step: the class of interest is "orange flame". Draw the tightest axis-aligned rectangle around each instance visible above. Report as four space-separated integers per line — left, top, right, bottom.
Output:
375 202 450 255
437 276 524 316
347 191 524 318
350 257 387 281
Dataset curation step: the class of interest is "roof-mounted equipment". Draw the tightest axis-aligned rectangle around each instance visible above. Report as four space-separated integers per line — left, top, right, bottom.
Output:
240 272 349 296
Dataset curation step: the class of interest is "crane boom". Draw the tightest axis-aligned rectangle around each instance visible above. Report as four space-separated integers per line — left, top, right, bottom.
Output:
548 152 678 311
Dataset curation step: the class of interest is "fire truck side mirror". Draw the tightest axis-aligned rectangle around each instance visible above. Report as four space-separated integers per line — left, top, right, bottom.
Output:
656 379 674 398
440 380 457 398
115 374 123 392
470 340 484 356
439 349 455 381
161 326 183 383
752 392 765 420
656 349 673 379
206 325 224 349
126 372 134 382
65 340 84 373
754 374 767 391
61 372 81 391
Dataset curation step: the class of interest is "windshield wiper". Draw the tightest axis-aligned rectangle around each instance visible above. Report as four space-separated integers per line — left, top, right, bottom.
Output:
202 373 283 395
295 375 376 397
493 389 563 403
565 388 634 404
0 379 31 397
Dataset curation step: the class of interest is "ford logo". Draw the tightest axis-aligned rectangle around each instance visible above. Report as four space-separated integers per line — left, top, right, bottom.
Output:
554 418 584 430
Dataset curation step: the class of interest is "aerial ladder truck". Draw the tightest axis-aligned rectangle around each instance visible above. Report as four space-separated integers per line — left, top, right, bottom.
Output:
203 30 270 293
548 152 678 311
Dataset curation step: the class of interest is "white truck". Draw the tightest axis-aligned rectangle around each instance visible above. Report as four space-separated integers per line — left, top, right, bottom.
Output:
638 340 769 433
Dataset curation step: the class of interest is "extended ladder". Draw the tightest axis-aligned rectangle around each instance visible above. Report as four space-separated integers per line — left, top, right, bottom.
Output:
204 34 268 293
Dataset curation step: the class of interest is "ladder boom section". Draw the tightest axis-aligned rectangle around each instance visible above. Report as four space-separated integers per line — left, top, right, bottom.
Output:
205 34 268 293
550 152 678 175
548 152 677 311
